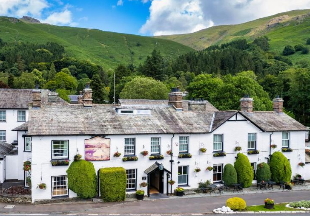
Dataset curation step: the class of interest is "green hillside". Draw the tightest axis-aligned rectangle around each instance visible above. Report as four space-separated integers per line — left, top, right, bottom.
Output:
159 9 310 56
0 16 193 70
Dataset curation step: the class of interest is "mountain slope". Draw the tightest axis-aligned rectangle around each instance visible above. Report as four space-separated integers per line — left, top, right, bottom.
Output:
0 16 194 70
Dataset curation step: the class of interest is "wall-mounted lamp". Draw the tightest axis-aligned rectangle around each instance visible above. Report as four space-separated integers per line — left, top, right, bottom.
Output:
177 161 180 164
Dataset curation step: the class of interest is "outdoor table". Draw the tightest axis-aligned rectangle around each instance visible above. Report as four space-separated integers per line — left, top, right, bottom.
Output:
258 181 267 190
267 181 276 189
231 183 241 192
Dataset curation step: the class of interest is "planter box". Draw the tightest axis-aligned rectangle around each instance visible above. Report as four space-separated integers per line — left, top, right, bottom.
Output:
175 191 184 196
247 150 259 155
282 148 293 152
213 152 226 157
122 156 138 162
136 194 144 200
178 153 192 158
149 155 164 160
51 160 69 166
264 203 274 209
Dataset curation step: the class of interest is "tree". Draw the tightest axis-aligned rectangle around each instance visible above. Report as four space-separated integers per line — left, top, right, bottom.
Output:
252 36 270 51
283 45 295 56
8 74 14 88
256 162 271 182
44 71 78 91
91 74 107 104
269 151 292 183
0 80 9 88
222 164 237 186
120 77 169 100
14 72 36 89
139 49 165 81
47 63 56 81
234 153 254 188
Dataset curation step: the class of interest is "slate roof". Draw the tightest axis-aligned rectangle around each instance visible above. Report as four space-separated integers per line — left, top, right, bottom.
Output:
12 122 28 131
0 142 14 158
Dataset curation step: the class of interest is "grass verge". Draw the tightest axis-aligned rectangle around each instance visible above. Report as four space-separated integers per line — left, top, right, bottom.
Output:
246 203 305 211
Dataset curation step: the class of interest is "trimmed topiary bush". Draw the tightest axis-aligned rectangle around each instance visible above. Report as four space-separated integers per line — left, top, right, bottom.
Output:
223 163 237 186
234 153 254 188
256 162 271 182
99 167 126 202
226 197 247 210
66 160 97 199
269 151 292 183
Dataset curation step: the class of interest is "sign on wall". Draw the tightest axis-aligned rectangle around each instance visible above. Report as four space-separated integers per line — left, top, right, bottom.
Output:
85 137 110 161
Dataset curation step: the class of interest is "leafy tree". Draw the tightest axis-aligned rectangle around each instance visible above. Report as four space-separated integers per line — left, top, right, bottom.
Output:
66 160 97 198
282 45 295 56
114 64 131 85
301 47 309 54
294 44 304 51
8 74 14 88
47 63 56 81
91 74 106 104
269 152 292 183
252 36 270 51
44 72 78 91
222 164 237 186
234 153 254 188
256 162 271 182
139 49 165 81
14 72 36 89
120 77 169 100
0 80 8 88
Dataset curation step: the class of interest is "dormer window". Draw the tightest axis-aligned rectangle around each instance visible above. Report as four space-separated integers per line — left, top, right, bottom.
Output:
116 109 151 115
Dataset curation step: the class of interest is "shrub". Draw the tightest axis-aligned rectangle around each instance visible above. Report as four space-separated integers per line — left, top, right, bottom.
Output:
223 163 237 186
234 153 253 188
66 160 97 199
256 162 271 182
283 45 295 56
198 180 211 189
269 151 292 183
99 167 126 202
301 47 309 54
226 197 247 210
289 200 310 208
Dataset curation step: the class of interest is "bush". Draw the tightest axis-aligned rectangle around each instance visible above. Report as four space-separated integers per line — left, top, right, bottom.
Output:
223 164 237 186
283 45 295 56
198 180 211 189
66 160 97 199
301 47 309 54
269 152 292 183
289 200 310 208
226 197 247 210
99 167 126 202
256 162 271 182
234 153 253 188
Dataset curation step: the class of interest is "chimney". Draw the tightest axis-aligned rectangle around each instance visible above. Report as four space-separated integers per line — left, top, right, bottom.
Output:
82 85 92 107
188 99 207 111
32 89 41 108
168 87 183 111
273 97 284 113
48 91 58 103
240 96 253 112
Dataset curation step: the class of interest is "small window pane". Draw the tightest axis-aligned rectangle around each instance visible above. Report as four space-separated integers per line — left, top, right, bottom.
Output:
178 166 188 185
179 136 189 153
248 133 256 149
213 134 223 151
52 176 68 197
52 140 68 159
282 132 290 147
126 169 136 190
213 164 223 182
124 138 135 155
151 137 160 154
0 131 6 141
25 137 32 152
17 111 26 122
0 111 6 122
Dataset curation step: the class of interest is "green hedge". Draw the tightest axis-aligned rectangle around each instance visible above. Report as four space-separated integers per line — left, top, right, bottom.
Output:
66 160 97 198
99 167 126 202
223 163 237 186
256 162 271 182
234 153 253 188
269 151 292 183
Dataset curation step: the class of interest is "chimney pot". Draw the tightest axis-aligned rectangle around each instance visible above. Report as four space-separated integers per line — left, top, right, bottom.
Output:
32 89 41 108
168 87 183 110
240 96 253 112
273 97 284 113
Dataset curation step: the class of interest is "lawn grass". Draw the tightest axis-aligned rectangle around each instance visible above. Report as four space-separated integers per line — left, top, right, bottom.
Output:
246 203 305 212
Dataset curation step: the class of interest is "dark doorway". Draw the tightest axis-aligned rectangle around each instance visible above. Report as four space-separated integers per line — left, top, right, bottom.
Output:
148 168 163 194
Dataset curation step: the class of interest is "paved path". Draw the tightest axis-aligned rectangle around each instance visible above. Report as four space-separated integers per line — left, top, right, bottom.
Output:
0 185 310 215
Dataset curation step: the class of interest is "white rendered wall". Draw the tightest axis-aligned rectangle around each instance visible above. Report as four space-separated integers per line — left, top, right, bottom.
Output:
0 160 5 183
17 131 31 180
5 155 18 180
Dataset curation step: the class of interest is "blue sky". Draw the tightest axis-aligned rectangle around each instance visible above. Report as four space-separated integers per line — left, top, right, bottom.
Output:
1 0 310 36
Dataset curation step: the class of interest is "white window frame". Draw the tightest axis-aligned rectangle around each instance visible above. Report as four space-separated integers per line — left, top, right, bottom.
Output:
17 110 26 122
282 132 290 147
124 138 135 155
213 134 223 151
178 165 188 185
213 164 223 182
51 140 69 159
52 175 68 197
151 137 160 154
0 111 6 122
248 133 256 149
25 137 32 152
0 130 6 141
179 136 189 153
126 169 137 190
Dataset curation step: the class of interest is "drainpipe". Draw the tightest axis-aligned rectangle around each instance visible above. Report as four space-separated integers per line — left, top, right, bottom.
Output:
269 132 273 162
169 134 175 195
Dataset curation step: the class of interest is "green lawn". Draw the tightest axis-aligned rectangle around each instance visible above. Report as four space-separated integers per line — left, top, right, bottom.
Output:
245 203 305 212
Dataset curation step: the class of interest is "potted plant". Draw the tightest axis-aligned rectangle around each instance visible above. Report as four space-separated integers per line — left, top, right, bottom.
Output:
175 187 184 196
166 150 173 156
270 144 277 149
136 190 144 200
194 167 201 172
282 147 293 152
178 153 192 158
298 162 305 167
199 148 207 153
23 161 31 171
51 160 70 166
113 151 121 157
140 182 148 187
247 149 260 154
141 150 149 156
264 198 274 209
122 156 138 161
234 146 242 151
168 180 175 185
206 166 213 171
149 154 164 160
213 152 226 157
37 183 46 190
74 154 82 161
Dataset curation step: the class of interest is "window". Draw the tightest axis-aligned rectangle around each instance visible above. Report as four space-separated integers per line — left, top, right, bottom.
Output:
213 134 223 151
51 140 68 159
151 137 160 154
24 137 32 152
179 136 189 153
52 176 68 197
17 110 26 122
248 133 256 149
282 132 290 147
124 138 135 155
25 170 31 188
213 164 223 182
0 131 6 141
126 169 137 190
178 166 188 185
0 111 6 122
251 162 257 180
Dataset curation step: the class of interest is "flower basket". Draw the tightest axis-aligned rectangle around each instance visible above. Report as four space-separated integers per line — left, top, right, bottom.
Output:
206 166 213 171
74 154 82 161
282 147 293 152
122 156 138 162
247 149 259 155
213 152 226 157
140 182 148 187
37 183 46 190
199 148 207 153
113 151 121 157
264 198 274 209
194 168 201 172
298 162 305 167
166 150 173 156
141 150 149 156
136 190 144 200
149 154 164 160
234 146 242 151
168 180 175 185
23 161 31 171
51 160 69 166
178 153 192 158
270 144 277 149
175 187 184 196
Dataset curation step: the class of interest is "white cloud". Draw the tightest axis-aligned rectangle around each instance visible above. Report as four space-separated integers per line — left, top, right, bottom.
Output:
0 0 49 17
117 0 124 6
42 9 75 26
140 0 310 36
